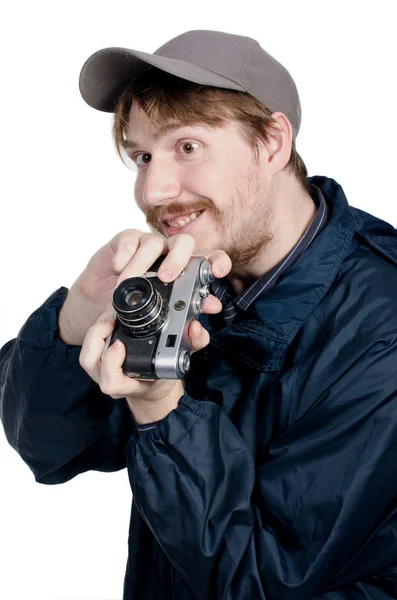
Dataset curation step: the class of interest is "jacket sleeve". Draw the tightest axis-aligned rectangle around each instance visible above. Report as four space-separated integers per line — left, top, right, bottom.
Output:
125 316 397 599
0 287 136 484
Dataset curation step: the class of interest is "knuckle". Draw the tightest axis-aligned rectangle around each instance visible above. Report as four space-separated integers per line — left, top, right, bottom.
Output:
112 235 142 274
141 234 164 251
120 240 139 255
120 228 141 241
79 353 89 370
100 384 112 396
112 229 140 248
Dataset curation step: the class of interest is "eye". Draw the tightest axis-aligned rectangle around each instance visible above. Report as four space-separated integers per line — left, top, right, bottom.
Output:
134 152 151 167
179 142 199 155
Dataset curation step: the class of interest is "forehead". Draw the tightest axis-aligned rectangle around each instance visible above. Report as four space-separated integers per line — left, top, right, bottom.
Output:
127 104 160 133
125 103 238 144
126 104 182 141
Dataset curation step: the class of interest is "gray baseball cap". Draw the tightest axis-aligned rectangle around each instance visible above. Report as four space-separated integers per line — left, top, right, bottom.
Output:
79 29 302 140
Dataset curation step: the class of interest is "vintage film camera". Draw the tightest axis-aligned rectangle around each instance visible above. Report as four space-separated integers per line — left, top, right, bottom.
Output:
101 256 214 380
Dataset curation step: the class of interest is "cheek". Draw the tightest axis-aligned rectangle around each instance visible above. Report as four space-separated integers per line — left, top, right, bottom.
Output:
185 163 228 196
204 153 245 190
134 177 145 210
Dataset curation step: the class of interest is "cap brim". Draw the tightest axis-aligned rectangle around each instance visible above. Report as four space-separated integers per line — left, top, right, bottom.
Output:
79 47 247 112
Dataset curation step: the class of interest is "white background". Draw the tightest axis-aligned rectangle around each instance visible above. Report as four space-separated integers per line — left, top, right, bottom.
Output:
0 1 396 599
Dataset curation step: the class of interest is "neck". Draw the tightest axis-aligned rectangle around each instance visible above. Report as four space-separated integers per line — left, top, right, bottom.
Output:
228 174 317 296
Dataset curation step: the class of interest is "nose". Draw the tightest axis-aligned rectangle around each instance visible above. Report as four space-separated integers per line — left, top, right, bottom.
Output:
141 156 182 208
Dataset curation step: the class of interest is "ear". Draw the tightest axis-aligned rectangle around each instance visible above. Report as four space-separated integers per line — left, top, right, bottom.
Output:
259 112 293 175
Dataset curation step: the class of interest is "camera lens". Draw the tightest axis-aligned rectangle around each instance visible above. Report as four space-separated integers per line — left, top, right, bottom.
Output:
125 290 144 306
112 277 169 338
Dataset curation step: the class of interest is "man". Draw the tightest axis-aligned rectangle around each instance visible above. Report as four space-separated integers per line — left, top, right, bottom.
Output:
1 29 397 599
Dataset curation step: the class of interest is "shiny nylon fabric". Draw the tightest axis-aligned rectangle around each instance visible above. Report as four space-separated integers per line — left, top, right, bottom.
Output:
1 175 397 599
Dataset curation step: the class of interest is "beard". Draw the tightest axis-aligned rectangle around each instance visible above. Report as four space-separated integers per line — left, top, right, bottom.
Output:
145 164 273 271
216 178 273 270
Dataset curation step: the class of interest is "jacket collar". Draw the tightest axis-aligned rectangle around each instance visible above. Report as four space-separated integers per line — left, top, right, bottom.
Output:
202 176 356 371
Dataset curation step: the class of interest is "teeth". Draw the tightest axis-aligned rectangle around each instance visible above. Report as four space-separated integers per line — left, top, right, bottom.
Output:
168 211 203 228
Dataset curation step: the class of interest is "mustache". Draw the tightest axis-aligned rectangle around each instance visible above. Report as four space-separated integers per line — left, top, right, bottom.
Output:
146 197 215 225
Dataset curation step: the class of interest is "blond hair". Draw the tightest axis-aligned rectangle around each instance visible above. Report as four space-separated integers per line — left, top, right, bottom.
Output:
113 70 310 194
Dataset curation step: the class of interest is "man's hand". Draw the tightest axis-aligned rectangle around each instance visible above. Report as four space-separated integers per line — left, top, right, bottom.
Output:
78 235 231 423
79 303 216 423
59 227 231 346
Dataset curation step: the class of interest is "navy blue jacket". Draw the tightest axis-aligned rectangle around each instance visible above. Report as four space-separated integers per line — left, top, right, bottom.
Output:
1 176 397 599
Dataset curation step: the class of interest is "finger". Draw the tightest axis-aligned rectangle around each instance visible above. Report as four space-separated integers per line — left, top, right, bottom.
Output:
79 313 116 383
99 340 130 397
113 233 167 284
201 294 223 314
158 234 196 282
205 249 232 279
111 230 142 275
189 319 210 354
100 340 158 399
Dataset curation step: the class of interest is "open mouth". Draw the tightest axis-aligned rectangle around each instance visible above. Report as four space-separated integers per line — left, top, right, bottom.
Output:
164 210 205 235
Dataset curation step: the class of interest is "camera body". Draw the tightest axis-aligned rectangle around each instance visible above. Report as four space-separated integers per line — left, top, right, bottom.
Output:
101 256 214 380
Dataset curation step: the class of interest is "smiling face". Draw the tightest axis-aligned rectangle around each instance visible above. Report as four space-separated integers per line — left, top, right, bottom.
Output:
125 103 274 269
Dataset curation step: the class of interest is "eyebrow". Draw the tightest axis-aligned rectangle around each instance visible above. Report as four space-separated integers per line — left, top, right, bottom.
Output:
122 122 189 150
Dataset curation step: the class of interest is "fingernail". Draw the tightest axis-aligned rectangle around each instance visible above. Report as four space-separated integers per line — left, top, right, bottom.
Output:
215 266 224 277
159 268 173 282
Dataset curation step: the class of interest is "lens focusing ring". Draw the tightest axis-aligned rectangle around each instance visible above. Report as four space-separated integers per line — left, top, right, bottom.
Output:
117 294 167 336
112 277 169 338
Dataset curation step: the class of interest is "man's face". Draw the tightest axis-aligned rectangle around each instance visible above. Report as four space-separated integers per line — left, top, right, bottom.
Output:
125 103 274 269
